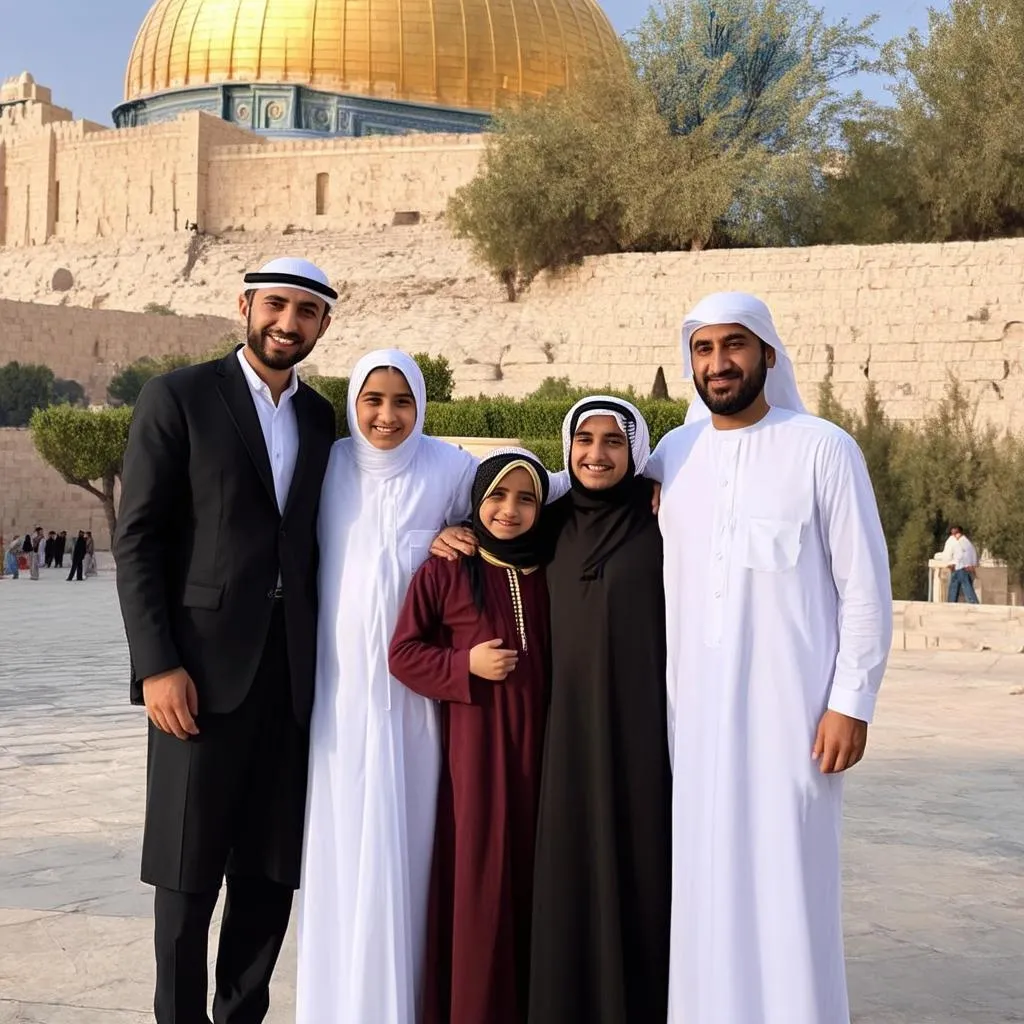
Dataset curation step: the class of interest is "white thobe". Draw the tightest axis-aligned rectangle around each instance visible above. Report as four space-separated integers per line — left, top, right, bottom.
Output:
296 436 476 1024
651 407 892 1024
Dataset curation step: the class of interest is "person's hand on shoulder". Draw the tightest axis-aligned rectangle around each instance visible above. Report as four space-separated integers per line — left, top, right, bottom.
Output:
430 526 478 562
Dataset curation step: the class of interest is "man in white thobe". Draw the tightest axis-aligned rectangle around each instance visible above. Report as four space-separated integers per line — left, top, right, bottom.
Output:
649 292 893 1024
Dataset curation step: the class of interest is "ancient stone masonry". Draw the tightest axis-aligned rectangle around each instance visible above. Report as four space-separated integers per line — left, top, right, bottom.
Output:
0 91 484 247
1 300 237 404
0 428 116 547
4 227 1024 433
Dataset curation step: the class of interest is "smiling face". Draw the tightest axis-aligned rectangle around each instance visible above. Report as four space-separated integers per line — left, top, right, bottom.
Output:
239 286 330 372
690 322 774 419
571 415 631 491
479 466 540 540
355 367 418 449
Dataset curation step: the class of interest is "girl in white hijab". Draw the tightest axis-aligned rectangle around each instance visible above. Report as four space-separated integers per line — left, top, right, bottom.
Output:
297 349 478 1024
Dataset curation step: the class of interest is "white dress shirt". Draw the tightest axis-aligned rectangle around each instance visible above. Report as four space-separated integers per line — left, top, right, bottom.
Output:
942 534 978 571
236 347 299 514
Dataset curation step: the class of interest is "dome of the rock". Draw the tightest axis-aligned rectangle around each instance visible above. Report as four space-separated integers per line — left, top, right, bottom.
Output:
115 0 621 136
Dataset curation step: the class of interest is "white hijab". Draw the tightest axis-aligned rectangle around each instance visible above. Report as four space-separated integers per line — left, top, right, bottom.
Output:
347 349 426 479
681 292 807 425
561 395 652 476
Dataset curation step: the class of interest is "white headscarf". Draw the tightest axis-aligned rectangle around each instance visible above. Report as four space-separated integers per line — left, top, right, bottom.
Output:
561 395 651 476
681 292 807 425
346 349 426 479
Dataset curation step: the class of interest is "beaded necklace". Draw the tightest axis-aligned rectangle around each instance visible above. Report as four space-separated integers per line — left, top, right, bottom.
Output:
479 549 538 653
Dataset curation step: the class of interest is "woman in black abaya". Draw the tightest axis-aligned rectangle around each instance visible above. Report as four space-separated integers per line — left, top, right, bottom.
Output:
528 397 672 1024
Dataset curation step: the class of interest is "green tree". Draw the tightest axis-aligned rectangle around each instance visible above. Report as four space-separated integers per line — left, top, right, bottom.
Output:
52 377 87 407
107 354 193 407
819 0 1024 243
414 353 456 403
973 435 1024 586
888 380 1001 598
632 0 876 138
0 361 56 427
306 376 350 438
630 0 877 243
449 1 877 293
819 380 912 589
30 405 133 541
449 70 705 297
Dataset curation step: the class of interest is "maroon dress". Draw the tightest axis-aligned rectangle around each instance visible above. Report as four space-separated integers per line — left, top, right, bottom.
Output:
389 555 550 1024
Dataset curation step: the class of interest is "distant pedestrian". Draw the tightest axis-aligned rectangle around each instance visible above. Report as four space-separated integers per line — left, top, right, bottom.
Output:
942 525 980 604
84 532 97 576
44 532 56 568
67 531 87 582
4 537 21 578
29 528 44 580
54 531 67 568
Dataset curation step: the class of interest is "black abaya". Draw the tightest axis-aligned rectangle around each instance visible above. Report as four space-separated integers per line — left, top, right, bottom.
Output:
528 477 672 1024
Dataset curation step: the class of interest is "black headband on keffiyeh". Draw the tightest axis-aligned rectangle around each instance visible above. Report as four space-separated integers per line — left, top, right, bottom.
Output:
465 448 550 610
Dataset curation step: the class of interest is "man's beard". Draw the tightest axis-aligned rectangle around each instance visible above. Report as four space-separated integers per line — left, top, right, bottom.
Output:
246 322 313 371
694 352 769 417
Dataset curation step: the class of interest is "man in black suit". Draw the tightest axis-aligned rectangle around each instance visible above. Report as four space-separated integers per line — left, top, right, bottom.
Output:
67 531 87 581
114 258 338 1024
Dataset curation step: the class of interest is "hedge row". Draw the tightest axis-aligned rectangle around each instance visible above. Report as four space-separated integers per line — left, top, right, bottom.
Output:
307 376 688 469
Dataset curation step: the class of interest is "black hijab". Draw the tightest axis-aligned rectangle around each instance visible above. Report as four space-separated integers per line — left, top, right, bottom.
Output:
465 448 550 611
561 398 655 581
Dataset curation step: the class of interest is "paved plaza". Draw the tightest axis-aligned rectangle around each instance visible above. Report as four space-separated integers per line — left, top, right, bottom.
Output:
1 570 1022 1023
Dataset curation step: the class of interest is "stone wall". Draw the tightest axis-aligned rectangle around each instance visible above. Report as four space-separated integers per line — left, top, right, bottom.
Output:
203 134 484 234
3 226 1024 432
0 429 113 548
3 300 237 403
1 106 483 247
894 601 1024 652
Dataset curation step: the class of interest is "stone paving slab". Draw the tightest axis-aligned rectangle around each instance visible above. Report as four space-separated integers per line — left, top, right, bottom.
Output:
1 569 1023 1022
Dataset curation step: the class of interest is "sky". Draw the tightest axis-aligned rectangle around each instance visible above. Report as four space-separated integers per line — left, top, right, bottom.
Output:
0 0 930 128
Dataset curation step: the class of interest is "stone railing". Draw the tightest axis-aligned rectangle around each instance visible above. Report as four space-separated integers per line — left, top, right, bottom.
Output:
926 558 1022 606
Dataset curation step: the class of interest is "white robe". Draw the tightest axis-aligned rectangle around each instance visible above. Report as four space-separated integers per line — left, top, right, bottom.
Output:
296 435 476 1024
651 407 892 1024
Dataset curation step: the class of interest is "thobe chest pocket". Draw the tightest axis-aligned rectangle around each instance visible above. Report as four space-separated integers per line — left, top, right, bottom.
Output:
739 518 803 572
405 530 436 576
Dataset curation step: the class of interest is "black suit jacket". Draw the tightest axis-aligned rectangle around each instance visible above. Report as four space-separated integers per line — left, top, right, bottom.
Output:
113 350 335 725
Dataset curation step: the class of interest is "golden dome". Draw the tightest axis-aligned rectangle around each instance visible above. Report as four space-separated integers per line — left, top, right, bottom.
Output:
124 0 622 114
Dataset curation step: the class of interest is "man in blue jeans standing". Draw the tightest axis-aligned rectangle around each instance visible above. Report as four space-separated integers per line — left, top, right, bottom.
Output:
943 525 980 604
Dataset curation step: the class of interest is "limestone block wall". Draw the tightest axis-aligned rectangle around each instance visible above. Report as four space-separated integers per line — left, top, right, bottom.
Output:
2 226 1024 430
894 601 1024 652
1 127 56 248
204 133 484 233
0 428 113 548
0 109 481 247
2 300 237 403
53 120 198 242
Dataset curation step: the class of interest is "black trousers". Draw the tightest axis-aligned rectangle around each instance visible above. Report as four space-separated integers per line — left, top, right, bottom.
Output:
145 605 309 1024
67 558 83 581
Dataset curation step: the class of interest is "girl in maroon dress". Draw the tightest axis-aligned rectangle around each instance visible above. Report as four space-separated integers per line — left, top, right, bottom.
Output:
389 448 552 1024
